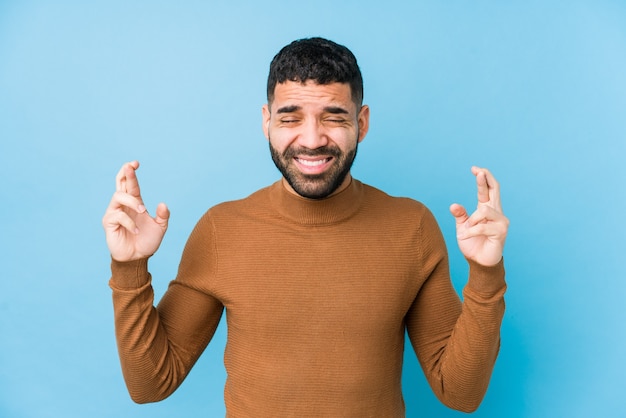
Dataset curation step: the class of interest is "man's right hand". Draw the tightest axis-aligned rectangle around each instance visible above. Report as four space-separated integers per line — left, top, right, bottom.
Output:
102 161 170 262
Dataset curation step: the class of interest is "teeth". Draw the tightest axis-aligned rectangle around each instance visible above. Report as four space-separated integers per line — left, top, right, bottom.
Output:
297 158 328 167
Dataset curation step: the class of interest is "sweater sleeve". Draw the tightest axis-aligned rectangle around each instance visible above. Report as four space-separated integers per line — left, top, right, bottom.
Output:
109 212 224 404
405 209 506 413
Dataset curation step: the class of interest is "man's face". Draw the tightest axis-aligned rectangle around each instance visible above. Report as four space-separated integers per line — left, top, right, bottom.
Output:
262 81 370 199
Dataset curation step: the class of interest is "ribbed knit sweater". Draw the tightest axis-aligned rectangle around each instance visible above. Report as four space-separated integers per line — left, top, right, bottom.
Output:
109 179 506 417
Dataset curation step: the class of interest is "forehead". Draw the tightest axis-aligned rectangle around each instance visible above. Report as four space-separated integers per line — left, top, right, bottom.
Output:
270 81 355 112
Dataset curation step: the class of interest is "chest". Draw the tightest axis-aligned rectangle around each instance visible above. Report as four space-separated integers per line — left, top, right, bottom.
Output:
211 222 425 338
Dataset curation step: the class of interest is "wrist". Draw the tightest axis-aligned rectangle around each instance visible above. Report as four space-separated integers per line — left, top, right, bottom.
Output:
466 257 506 295
109 257 151 290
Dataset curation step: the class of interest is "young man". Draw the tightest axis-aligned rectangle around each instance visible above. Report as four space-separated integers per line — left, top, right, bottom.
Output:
103 37 508 416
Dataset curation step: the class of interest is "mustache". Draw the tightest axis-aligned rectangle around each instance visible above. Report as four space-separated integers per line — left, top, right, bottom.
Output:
282 145 342 158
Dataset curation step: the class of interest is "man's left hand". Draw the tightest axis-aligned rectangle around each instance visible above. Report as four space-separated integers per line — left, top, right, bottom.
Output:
450 166 509 267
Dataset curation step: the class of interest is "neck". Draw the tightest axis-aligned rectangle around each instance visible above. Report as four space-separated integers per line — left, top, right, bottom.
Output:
271 177 363 226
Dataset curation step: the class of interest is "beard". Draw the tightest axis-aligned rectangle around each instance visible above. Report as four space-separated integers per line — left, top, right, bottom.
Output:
269 137 358 200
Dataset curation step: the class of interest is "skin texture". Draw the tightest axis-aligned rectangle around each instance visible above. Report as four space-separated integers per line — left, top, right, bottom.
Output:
102 81 508 268
449 166 509 266
262 81 370 199
102 161 170 262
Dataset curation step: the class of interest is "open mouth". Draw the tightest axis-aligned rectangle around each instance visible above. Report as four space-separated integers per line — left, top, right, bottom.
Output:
295 157 332 167
294 156 333 174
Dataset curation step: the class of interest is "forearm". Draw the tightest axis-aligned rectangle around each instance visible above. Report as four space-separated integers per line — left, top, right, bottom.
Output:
110 258 225 404
408 259 505 412
109 258 186 403
444 261 505 412
431 260 506 412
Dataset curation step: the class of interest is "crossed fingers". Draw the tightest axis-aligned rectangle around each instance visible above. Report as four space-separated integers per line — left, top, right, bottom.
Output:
474 166 501 211
463 166 509 239
116 161 141 196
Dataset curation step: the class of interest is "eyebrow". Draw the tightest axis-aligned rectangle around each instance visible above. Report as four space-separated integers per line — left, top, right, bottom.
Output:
323 106 349 115
276 105 301 114
275 105 350 114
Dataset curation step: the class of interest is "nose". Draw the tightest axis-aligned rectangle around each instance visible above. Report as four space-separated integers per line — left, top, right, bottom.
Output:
296 119 329 149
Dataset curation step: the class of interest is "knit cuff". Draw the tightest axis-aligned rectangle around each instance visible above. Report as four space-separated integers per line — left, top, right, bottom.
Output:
109 257 150 290
466 258 506 297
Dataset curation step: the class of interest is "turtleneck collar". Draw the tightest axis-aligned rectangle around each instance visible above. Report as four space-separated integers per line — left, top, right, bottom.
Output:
269 177 364 226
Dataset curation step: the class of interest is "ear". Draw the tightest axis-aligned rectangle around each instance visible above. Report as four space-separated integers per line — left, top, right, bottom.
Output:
262 104 271 140
357 105 370 143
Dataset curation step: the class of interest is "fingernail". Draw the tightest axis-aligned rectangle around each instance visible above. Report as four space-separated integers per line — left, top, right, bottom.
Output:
138 204 146 213
134 228 140 235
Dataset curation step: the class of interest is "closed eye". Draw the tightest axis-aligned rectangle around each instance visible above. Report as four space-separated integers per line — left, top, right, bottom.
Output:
323 106 350 125
324 115 350 124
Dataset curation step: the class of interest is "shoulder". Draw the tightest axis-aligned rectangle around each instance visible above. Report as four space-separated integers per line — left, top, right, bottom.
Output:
197 183 275 224
360 181 431 216
357 181 443 235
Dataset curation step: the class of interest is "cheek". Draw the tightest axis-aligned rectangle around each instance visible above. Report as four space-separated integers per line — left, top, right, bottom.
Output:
267 128 291 152
332 129 360 150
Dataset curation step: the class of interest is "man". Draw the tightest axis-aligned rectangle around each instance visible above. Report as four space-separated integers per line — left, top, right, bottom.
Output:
103 37 508 416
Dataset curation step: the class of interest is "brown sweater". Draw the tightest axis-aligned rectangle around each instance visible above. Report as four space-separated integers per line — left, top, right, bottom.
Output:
110 179 506 417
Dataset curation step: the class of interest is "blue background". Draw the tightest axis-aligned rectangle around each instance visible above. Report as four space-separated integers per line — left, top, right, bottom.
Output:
1 1 625 417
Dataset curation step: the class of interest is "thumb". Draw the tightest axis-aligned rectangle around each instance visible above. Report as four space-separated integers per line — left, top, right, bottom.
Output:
449 203 469 225
154 202 170 227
